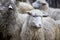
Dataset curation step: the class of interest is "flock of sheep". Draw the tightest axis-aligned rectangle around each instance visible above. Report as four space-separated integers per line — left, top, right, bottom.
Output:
0 0 60 40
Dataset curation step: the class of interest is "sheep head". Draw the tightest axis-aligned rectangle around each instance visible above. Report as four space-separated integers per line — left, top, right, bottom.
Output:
0 0 17 26
0 0 17 16
26 9 49 29
32 0 49 11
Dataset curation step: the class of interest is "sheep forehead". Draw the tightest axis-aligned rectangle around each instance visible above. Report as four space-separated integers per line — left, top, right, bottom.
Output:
37 0 46 3
11 0 15 3
32 2 40 8
30 9 43 16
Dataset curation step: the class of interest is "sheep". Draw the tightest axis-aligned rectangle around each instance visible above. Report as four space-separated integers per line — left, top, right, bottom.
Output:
32 0 49 11
0 0 28 40
56 20 60 40
17 2 34 13
20 9 59 40
32 0 60 21
20 9 45 40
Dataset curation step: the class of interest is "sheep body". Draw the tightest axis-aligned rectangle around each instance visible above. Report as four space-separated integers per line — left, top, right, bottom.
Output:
48 8 60 20
0 0 28 40
17 2 34 13
42 17 59 40
20 23 44 40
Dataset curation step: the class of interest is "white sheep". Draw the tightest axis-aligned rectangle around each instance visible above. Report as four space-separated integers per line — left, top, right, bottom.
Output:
17 2 34 13
20 9 45 40
20 9 59 40
32 0 60 21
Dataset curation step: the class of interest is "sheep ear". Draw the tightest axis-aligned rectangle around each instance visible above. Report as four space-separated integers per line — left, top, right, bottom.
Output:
26 11 32 15
42 12 49 17
43 14 49 17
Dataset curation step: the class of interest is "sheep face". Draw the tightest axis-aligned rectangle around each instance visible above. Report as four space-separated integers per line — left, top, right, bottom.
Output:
27 9 48 29
29 16 42 28
0 0 16 26
0 0 16 17
32 0 49 11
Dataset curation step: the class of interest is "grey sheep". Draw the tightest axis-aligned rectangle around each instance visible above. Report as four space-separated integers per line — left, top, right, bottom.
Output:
0 0 28 40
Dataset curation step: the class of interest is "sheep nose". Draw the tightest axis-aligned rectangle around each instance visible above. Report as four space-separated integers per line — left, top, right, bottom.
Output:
35 24 41 28
42 3 46 5
38 24 41 28
8 5 13 10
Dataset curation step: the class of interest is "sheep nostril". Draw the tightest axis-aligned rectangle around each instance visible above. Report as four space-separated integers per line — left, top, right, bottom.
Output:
9 8 13 10
8 5 13 10
42 3 46 5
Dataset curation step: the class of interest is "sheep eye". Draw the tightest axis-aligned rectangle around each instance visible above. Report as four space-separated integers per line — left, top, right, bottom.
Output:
32 15 38 17
37 1 41 4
